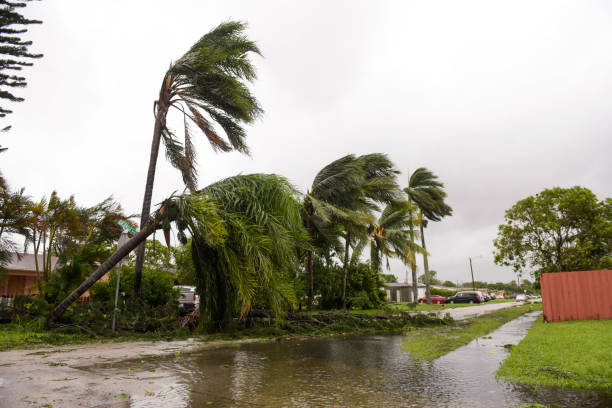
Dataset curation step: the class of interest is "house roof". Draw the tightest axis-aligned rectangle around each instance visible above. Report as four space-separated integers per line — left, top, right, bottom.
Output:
6 253 58 272
383 282 426 288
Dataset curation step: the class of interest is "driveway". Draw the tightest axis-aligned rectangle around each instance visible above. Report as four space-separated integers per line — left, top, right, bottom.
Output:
427 301 524 320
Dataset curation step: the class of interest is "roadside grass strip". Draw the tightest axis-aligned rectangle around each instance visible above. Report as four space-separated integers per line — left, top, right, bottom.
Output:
402 303 540 361
0 312 450 351
0 322 194 351
354 298 515 315
497 318 612 391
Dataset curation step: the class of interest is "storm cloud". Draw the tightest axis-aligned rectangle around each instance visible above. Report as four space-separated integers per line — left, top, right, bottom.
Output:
3 0 611 284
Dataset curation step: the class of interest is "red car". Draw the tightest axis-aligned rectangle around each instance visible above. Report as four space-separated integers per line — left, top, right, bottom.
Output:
418 295 446 304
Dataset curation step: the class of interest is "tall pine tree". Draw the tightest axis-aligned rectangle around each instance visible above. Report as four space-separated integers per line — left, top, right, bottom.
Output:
0 0 42 150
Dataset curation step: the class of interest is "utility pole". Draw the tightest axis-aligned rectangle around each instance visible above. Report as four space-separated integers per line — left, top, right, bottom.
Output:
112 231 129 333
469 257 476 291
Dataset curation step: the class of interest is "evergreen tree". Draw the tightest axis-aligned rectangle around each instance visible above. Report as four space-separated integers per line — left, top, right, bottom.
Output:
0 0 42 119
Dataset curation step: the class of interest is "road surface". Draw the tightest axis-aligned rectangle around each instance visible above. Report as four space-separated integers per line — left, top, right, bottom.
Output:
428 301 526 320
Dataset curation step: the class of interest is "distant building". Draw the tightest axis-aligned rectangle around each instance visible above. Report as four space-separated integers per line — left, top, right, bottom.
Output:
0 253 58 297
383 282 426 303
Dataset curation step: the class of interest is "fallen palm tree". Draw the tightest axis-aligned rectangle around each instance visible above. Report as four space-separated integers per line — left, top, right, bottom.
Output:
48 174 309 331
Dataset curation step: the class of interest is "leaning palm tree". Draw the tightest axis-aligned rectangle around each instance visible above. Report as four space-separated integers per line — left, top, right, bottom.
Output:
48 174 308 329
403 168 452 303
134 21 263 295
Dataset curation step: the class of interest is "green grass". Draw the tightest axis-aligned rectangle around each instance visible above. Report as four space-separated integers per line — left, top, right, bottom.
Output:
0 311 450 351
497 318 612 391
353 298 514 315
402 303 540 361
0 322 194 351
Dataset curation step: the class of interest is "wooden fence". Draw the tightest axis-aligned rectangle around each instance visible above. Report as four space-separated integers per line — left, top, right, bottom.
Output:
540 270 612 322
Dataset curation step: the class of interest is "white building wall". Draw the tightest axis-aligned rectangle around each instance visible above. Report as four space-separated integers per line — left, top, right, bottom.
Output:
417 287 426 299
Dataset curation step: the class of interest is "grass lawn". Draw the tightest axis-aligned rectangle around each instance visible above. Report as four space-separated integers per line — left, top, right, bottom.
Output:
497 318 612 391
402 303 540 361
0 322 194 351
0 311 448 351
353 298 514 315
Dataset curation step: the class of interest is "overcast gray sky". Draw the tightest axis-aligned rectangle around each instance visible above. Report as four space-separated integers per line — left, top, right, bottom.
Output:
2 1 611 285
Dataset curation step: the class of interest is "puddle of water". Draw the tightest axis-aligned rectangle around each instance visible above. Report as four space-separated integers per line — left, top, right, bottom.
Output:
90 312 611 408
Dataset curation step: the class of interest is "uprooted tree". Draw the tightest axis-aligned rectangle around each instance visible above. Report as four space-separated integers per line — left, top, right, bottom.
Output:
47 174 309 332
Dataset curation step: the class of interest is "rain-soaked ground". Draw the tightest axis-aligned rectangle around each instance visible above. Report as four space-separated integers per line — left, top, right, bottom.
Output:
87 311 611 408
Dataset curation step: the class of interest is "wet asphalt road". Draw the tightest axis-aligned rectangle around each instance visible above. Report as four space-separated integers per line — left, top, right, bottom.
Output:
427 301 527 320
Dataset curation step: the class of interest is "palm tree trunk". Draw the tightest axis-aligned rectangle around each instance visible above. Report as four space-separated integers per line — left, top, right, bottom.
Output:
42 231 47 283
306 203 314 311
341 229 350 311
420 220 431 304
407 204 418 303
47 224 157 322
306 249 313 311
410 260 418 302
32 231 40 291
134 80 170 296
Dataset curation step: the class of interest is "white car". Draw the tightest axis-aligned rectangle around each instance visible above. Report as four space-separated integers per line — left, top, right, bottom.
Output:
174 285 200 312
515 294 528 302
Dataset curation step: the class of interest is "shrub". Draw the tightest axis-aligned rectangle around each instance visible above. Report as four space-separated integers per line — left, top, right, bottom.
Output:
431 287 457 298
91 265 179 307
314 259 386 310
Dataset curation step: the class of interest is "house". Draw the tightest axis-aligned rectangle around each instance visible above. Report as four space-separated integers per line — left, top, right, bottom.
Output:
383 282 426 303
0 253 58 297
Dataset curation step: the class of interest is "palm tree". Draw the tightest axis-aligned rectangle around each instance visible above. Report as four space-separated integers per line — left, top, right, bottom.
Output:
367 200 425 275
0 176 32 275
403 168 452 303
301 153 399 310
134 21 263 295
22 192 83 287
192 174 308 330
339 154 399 309
48 174 308 329
301 154 366 310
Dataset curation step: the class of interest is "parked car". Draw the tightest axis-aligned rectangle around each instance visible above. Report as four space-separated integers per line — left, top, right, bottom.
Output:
444 291 482 304
418 295 446 304
515 294 528 302
174 285 199 312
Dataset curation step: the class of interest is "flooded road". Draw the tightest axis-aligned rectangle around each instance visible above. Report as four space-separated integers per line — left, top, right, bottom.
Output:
87 312 609 408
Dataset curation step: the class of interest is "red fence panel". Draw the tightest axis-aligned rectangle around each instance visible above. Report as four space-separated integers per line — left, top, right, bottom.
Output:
541 270 612 322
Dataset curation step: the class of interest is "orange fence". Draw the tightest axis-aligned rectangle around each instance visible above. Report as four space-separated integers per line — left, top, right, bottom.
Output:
541 270 612 322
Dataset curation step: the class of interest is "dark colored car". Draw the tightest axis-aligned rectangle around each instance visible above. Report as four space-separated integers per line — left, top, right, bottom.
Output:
444 291 482 304
418 295 446 304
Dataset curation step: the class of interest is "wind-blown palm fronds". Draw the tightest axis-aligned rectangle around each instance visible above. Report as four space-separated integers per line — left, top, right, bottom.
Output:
0 176 32 277
302 153 400 310
188 174 308 331
134 21 262 295
367 200 425 275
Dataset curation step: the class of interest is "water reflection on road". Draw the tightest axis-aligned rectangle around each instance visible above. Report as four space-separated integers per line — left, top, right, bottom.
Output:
116 312 610 408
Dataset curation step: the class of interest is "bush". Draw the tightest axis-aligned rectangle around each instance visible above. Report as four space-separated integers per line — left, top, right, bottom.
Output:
314 259 386 310
91 265 179 307
431 287 457 298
